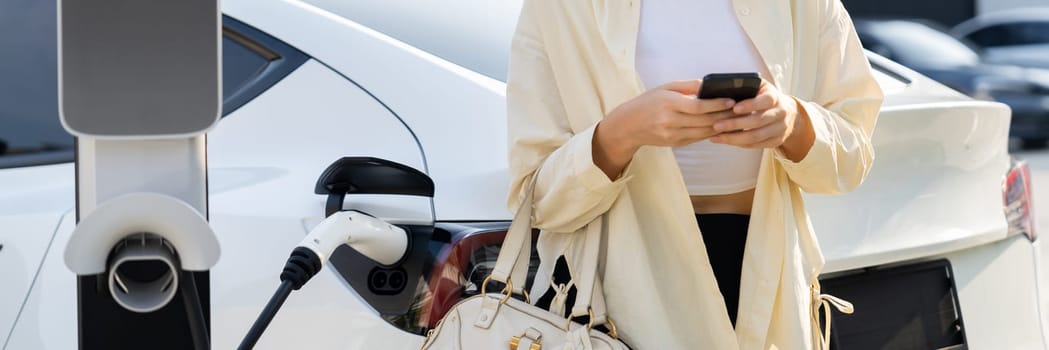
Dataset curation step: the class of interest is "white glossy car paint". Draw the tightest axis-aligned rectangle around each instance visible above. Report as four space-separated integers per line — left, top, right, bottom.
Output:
300 0 523 82
810 101 1012 272
207 60 431 223
0 214 62 346
942 236 1048 349
3 0 1049 349
1036 239 1049 344
3 213 76 350
0 164 72 347
222 0 511 222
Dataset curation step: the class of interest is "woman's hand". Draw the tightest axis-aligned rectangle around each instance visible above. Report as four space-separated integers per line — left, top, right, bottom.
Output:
709 80 815 161
607 80 738 149
592 80 737 179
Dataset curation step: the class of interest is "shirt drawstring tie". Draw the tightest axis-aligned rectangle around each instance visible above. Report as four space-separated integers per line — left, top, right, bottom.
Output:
811 281 854 350
549 279 575 317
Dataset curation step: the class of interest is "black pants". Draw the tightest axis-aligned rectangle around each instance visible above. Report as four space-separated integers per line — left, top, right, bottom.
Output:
696 213 750 327
536 214 750 327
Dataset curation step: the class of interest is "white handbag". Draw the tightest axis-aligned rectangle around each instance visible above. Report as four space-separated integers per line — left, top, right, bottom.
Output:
420 177 629 350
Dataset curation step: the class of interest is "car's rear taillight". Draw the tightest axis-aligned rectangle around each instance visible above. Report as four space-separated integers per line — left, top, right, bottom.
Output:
1004 159 1036 241
351 223 537 335
419 225 538 329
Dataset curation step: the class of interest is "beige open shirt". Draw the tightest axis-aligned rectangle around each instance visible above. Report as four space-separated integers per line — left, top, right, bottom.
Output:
506 0 884 348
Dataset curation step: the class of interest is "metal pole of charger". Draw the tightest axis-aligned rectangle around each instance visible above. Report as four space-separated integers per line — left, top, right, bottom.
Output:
58 0 221 348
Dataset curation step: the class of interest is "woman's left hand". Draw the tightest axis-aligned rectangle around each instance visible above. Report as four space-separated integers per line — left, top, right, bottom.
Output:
709 80 810 151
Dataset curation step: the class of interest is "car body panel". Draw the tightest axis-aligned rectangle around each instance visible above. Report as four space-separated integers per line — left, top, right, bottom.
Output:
0 164 73 216
0 214 63 347
298 0 523 82
0 164 73 348
207 59 431 223
797 53 1018 273
810 101 1012 272
1037 238 1049 345
941 235 1049 349
223 0 512 222
3 213 76 350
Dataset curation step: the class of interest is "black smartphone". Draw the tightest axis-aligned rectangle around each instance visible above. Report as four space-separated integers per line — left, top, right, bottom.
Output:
697 72 762 102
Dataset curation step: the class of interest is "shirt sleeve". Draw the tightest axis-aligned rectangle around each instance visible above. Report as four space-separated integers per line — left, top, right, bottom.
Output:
505 0 636 233
773 0 884 195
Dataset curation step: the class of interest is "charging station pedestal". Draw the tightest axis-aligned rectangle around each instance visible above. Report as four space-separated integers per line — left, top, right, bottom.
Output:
58 1 221 349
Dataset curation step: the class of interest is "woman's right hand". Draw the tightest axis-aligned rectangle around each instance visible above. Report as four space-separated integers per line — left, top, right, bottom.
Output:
609 79 738 148
592 80 737 179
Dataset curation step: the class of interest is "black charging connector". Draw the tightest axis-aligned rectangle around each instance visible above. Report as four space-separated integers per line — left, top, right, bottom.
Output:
237 247 322 350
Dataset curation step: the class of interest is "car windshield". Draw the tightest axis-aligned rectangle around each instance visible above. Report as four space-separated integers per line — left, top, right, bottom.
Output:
869 21 980 68
0 0 74 168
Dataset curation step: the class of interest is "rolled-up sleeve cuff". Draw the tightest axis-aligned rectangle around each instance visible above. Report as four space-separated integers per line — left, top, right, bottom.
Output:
774 98 833 175
570 123 636 192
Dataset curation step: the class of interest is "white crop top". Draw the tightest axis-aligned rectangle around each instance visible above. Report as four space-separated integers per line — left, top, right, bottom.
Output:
635 0 771 195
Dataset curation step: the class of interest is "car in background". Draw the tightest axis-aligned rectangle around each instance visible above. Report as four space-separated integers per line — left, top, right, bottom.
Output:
855 18 1049 148
951 7 1049 70
1 1 1047 350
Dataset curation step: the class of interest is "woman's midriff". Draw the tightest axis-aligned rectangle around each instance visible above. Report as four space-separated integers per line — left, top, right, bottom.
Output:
689 188 756 215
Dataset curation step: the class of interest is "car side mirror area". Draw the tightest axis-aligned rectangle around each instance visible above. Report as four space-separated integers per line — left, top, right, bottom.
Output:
315 156 435 217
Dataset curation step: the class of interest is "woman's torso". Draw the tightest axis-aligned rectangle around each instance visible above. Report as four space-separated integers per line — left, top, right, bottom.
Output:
517 0 834 347
634 0 771 214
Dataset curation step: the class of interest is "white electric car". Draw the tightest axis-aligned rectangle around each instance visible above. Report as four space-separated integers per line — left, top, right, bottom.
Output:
2 0 1047 349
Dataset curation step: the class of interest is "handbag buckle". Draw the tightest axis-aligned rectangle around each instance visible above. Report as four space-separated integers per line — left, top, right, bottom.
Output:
481 275 530 304
481 275 514 305
604 318 620 340
509 328 542 350
564 308 620 340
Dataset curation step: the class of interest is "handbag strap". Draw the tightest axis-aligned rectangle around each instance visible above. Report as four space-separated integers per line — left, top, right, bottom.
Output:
509 210 608 325
490 174 538 290
490 172 609 325
568 216 604 322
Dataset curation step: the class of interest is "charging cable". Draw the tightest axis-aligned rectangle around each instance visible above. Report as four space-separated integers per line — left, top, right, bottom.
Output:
237 210 409 349
180 271 210 350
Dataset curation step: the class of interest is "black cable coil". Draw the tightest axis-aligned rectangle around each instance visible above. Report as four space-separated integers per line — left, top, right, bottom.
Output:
280 247 322 290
